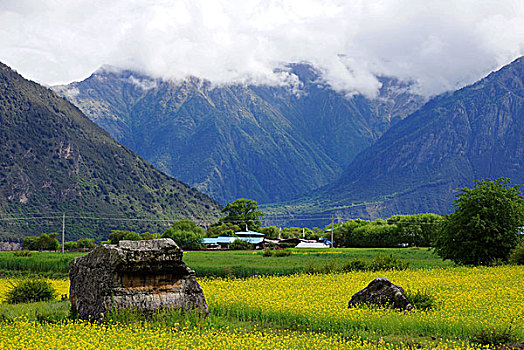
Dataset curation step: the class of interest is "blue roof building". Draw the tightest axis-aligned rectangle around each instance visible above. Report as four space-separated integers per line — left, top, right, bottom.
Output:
201 231 265 249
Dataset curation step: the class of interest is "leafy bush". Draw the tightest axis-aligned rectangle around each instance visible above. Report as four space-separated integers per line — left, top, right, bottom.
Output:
509 245 524 265
229 239 251 250
23 233 60 251
341 258 370 272
76 238 96 249
273 249 292 257
123 231 142 241
370 253 408 271
262 249 291 257
471 325 516 346
63 241 77 251
405 289 436 310
162 220 205 250
140 232 160 240
5 279 57 304
109 230 139 244
262 249 273 257
12 250 32 257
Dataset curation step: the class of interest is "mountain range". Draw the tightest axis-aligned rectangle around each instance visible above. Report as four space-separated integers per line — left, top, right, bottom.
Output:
52 57 524 228
0 62 221 241
265 56 524 226
53 65 424 204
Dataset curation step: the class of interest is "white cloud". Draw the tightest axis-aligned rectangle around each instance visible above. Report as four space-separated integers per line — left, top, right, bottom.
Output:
1 0 524 97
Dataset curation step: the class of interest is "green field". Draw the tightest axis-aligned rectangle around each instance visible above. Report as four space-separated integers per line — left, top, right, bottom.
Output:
0 247 452 278
0 249 522 349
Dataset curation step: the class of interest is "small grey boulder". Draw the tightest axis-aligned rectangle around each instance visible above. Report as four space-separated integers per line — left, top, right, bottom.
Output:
348 277 412 310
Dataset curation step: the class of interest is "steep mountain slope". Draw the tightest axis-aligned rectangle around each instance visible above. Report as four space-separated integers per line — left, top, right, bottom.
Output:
268 56 524 226
54 65 424 204
0 62 221 241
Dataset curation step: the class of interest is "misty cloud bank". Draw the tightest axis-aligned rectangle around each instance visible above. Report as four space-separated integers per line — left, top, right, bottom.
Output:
2 0 524 97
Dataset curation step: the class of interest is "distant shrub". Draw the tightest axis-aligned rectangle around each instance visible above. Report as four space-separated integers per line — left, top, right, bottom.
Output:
370 253 408 271
12 250 32 257
23 233 60 251
140 232 160 240
76 238 96 249
273 249 292 257
405 289 436 310
263 249 291 257
123 232 142 241
63 241 77 251
341 258 370 272
487 257 506 266
162 221 205 250
109 230 139 244
5 279 57 304
229 239 251 250
509 245 524 265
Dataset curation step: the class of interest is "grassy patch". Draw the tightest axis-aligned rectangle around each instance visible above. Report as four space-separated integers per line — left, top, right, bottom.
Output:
0 300 70 322
0 252 84 278
0 248 452 278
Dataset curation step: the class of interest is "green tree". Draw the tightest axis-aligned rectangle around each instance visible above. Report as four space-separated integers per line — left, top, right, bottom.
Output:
108 230 138 244
258 226 279 239
123 231 142 241
76 238 96 249
161 219 204 250
168 219 205 235
229 239 251 250
141 232 160 240
23 233 60 251
207 223 241 237
434 178 524 265
387 213 443 247
339 219 371 247
64 241 77 251
219 198 264 231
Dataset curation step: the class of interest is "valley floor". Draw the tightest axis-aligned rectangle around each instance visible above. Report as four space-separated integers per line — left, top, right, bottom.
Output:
0 250 522 349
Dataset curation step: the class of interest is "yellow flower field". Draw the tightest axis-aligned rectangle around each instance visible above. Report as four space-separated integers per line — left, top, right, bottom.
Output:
200 266 524 339
0 318 501 350
0 265 522 349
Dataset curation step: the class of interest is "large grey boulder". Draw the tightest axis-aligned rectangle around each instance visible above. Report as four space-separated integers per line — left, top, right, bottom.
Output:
348 277 412 310
69 238 208 321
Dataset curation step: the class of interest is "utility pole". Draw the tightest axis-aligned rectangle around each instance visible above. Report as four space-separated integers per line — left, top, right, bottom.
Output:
331 215 334 248
62 213 65 254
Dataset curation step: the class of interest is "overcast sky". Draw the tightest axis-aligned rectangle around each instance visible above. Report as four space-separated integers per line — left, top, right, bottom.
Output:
1 0 524 97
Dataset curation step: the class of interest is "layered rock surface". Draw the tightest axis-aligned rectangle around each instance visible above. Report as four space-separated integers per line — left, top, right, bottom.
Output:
348 277 412 310
69 238 208 320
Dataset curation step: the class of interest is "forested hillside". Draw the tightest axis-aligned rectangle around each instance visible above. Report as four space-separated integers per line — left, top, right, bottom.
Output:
54 64 424 204
0 62 221 241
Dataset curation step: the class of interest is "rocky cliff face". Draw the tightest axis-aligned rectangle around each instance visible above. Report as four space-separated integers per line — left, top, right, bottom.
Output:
54 65 424 204
266 57 524 225
0 62 221 240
